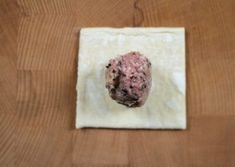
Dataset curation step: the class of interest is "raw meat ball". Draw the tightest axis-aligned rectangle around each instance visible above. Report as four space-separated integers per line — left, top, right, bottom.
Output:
105 51 152 107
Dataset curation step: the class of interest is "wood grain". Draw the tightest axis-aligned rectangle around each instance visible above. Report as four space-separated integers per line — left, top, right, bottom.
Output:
0 0 235 166
0 0 18 166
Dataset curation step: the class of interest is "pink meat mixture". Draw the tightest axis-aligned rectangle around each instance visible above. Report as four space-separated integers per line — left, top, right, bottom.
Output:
105 51 152 107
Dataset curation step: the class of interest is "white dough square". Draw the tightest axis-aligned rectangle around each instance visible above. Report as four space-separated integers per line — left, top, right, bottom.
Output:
76 28 186 129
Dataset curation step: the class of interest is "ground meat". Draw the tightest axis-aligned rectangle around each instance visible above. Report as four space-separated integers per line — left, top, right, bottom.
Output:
105 51 152 107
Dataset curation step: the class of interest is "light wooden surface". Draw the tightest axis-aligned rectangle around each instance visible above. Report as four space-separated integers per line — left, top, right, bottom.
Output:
1 0 235 166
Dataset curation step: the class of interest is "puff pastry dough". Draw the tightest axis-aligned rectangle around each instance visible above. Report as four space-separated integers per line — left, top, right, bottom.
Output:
76 28 186 129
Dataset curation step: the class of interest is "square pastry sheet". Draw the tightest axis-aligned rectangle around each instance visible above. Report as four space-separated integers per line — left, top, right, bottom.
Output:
76 28 186 129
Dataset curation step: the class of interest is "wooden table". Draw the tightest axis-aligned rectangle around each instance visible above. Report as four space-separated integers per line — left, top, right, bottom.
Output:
1 0 235 166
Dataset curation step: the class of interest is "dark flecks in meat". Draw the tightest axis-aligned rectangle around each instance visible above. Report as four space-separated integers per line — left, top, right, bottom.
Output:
141 84 147 90
110 88 116 94
106 63 111 68
130 76 137 80
121 89 128 96
132 93 139 99
112 75 120 88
